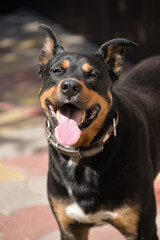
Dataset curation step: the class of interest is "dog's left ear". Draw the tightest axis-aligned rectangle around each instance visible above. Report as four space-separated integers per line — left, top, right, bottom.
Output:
96 38 138 80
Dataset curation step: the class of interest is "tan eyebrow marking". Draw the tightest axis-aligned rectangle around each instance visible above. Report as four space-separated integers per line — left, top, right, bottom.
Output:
82 63 92 72
61 60 70 69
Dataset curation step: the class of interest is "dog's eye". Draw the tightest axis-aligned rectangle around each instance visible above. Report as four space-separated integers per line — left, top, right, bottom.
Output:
89 71 98 79
51 68 62 74
52 68 62 73
90 73 97 78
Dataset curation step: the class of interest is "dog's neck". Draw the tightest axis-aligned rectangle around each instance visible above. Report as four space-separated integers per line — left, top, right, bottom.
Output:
92 98 118 144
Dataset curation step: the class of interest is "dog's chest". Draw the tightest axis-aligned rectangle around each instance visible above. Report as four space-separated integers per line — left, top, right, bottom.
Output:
65 159 107 225
65 159 117 225
64 159 139 234
65 202 117 225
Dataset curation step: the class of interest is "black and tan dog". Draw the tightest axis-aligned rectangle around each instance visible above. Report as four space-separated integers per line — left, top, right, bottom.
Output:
38 24 160 240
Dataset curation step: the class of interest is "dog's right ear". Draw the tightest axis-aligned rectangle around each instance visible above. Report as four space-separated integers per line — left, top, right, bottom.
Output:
38 24 64 73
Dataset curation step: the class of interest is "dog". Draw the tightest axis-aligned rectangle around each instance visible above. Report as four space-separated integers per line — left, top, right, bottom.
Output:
38 24 160 240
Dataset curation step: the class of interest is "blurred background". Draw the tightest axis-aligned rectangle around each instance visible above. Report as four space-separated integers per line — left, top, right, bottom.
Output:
0 1 160 240
1 0 160 61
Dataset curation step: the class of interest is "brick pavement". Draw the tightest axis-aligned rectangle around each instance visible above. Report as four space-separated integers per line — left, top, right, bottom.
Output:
0 9 160 240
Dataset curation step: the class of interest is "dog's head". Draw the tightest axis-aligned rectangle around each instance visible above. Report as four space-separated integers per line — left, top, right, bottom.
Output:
39 24 137 148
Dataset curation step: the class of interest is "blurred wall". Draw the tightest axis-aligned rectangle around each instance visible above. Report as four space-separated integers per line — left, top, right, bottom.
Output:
1 0 160 62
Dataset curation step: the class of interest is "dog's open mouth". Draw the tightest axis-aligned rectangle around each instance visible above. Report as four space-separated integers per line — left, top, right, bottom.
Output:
46 102 100 145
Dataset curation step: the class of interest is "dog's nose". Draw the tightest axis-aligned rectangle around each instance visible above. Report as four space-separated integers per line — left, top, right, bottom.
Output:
61 79 82 97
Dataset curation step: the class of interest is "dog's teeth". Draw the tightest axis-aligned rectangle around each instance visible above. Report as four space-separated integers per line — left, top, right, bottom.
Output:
79 111 86 125
50 109 55 117
56 109 61 122
48 104 56 117
83 111 86 121
91 108 97 117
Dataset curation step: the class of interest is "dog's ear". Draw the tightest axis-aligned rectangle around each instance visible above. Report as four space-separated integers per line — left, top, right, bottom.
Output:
96 38 138 80
38 24 64 73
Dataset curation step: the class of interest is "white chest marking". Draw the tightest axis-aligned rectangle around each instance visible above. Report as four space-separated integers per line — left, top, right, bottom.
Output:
67 159 77 168
66 202 118 224
67 186 73 197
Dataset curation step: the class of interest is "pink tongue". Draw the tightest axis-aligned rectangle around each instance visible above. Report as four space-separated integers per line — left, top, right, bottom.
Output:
55 106 82 146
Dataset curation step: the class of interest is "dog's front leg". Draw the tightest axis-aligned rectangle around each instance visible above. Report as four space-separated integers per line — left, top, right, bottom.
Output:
60 225 89 240
136 191 158 240
48 194 90 240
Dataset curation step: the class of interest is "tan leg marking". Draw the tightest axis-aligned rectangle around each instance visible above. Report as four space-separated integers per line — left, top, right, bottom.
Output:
109 203 140 238
49 195 89 240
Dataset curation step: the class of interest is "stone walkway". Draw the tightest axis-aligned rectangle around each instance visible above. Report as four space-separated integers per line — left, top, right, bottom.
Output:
0 9 160 240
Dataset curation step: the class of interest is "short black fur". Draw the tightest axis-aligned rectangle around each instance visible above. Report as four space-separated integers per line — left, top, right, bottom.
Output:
38 24 160 240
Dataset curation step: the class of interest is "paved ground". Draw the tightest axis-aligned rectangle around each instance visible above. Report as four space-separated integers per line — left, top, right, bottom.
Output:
0 8 160 240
